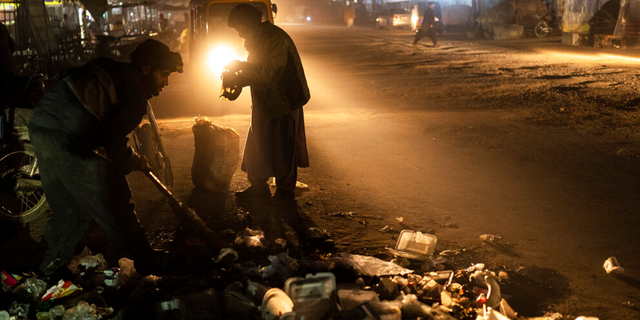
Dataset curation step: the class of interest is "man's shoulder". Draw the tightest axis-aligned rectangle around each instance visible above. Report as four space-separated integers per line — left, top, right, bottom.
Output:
262 22 289 37
85 58 139 80
87 57 132 70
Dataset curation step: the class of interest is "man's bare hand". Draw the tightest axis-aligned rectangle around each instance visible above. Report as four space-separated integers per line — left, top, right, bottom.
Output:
138 156 153 172
224 60 244 73
221 70 239 86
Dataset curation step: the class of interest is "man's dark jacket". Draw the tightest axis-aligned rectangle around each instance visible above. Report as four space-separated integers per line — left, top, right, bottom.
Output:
30 58 149 173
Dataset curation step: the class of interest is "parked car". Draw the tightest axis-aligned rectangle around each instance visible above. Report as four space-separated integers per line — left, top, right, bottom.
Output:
376 9 412 29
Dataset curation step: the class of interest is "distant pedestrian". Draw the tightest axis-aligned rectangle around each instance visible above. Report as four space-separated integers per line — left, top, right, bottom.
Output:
158 13 170 32
413 2 439 47
59 14 73 36
344 5 355 27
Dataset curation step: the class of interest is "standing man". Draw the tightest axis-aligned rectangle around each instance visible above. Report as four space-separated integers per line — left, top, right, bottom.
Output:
29 39 183 276
224 4 310 203
413 2 439 47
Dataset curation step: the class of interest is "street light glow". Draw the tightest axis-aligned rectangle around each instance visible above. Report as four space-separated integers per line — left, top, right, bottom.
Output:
536 50 640 64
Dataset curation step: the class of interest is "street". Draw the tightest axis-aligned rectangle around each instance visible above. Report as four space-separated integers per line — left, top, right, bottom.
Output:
3 25 640 319
149 25 640 318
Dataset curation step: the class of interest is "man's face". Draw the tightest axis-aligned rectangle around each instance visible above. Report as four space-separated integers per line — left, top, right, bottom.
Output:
429 4 435 9
234 25 249 39
233 23 254 41
143 67 171 97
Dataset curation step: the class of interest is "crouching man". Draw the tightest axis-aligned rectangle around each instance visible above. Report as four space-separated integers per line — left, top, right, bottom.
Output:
29 39 183 276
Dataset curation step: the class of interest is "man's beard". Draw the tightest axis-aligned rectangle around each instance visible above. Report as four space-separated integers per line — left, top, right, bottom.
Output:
144 74 161 97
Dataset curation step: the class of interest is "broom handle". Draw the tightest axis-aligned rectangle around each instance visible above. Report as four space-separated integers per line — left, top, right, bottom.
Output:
143 171 223 254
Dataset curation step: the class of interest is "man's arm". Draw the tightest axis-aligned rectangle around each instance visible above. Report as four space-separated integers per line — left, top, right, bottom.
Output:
232 33 289 87
101 99 148 174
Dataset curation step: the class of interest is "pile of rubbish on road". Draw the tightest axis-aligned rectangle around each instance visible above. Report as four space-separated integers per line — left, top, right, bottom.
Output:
1 229 607 320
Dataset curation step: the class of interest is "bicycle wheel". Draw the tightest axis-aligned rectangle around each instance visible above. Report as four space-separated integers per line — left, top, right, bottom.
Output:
0 149 48 223
134 123 173 188
534 21 550 38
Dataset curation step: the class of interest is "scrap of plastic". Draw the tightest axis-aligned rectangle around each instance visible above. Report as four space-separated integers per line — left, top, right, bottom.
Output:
1 270 21 289
337 289 380 311
391 257 410 268
485 274 502 310
8 301 30 317
466 263 485 273
67 247 107 275
49 304 65 319
603 256 624 274
262 253 300 286
575 317 600 320
368 300 402 320
479 234 502 242
13 277 48 302
41 279 81 302
338 253 413 277
100 269 120 288
499 298 517 319
212 248 239 263
392 276 408 287
483 308 510 320
62 301 98 320
374 277 399 300
400 294 455 319
275 238 287 249
118 258 140 287
307 227 328 239
235 228 265 248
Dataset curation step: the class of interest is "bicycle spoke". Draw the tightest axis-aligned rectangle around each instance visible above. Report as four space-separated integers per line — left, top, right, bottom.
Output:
19 193 38 211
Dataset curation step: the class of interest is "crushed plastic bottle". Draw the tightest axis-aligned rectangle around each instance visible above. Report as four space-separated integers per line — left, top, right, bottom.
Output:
603 256 624 274
235 228 265 249
62 301 98 320
14 276 48 302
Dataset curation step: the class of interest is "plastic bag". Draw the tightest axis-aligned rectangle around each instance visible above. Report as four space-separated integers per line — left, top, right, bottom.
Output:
337 253 413 277
192 117 239 193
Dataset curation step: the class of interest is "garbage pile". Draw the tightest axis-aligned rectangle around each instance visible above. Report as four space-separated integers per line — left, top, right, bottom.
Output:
0 230 605 320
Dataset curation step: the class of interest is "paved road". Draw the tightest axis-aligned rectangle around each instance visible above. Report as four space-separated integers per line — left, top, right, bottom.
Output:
147 25 640 318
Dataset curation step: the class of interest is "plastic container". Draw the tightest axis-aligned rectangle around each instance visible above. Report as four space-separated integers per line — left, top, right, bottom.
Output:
284 272 336 304
426 270 454 285
284 273 337 320
387 230 437 260
262 288 294 320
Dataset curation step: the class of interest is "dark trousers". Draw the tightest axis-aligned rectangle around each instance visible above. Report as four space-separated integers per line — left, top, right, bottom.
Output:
413 28 437 45
29 125 154 273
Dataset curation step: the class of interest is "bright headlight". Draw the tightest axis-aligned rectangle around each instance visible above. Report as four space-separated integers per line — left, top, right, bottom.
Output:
207 46 244 75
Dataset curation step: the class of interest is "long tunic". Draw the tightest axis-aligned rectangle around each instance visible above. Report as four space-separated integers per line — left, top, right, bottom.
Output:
238 22 310 182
